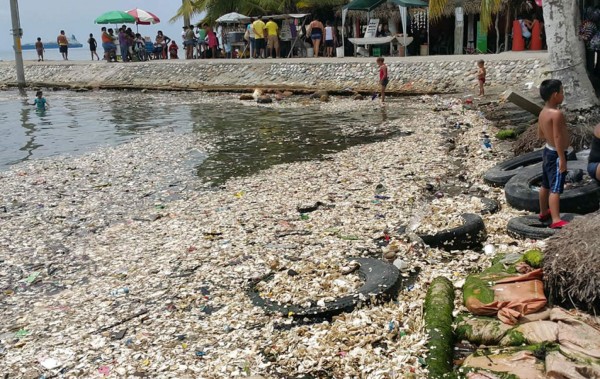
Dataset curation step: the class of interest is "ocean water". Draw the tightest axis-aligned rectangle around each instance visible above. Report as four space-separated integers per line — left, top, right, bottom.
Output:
0 89 410 184
0 48 99 62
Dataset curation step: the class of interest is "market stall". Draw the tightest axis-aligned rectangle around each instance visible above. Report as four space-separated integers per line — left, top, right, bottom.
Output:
342 0 426 57
215 12 249 58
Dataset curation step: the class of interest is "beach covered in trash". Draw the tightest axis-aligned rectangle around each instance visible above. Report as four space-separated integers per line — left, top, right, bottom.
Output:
0 94 540 378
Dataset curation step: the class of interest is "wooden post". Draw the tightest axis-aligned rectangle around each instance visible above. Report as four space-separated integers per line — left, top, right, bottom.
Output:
10 0 25 87
454 7 464 54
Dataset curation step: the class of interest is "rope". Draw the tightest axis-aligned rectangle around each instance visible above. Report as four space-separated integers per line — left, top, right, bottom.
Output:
542 60 584 75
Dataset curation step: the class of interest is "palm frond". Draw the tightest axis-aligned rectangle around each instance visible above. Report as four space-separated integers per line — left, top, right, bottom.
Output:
480 0 503 31
429 0 450 19
170 0 206 23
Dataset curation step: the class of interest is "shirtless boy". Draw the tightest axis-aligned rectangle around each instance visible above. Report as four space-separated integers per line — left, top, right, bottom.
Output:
537 79 569 229
477 60 486 96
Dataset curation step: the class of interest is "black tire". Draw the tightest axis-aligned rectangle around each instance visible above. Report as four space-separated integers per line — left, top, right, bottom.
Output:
483 148 576 187
507 213 577 240
504 160 600 214
418 213 486 251
247 258 401 318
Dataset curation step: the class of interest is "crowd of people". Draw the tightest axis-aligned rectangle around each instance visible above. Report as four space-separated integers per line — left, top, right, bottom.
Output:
89 16 343 63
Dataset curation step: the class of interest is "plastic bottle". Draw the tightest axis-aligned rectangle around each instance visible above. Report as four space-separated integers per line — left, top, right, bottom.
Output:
481 134 492 151
109 287 129 296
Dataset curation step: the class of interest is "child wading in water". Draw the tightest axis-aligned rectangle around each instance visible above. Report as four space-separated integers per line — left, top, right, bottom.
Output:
33 91 48 111
477 59 486 96
537 79 569 229
377 57 389 103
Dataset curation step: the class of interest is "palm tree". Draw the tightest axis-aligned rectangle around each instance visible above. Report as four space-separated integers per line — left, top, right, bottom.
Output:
171 0 347 24
170 0 263 24
170 0 202 24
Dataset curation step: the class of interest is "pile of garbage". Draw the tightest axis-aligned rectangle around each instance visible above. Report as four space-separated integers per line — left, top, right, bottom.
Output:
0 93 537 377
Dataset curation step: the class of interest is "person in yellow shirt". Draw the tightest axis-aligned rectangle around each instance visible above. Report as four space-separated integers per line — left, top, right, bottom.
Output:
252 16 266 58
265 18 280 58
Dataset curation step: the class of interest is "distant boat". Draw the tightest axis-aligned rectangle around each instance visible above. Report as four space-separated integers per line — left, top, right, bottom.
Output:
22 34 83 50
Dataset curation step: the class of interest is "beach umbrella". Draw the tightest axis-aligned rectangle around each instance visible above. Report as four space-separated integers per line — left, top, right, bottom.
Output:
216 12 249 23
126 8 161 25
95 10 136 25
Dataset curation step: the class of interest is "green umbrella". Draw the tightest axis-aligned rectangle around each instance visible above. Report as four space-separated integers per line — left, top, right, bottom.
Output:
95 10 136 24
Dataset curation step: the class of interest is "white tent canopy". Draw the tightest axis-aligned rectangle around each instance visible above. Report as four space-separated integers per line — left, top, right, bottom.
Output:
217 13 309 24
216 12 249 23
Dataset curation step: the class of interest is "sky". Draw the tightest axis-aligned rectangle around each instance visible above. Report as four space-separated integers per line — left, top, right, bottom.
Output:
1 0 204 49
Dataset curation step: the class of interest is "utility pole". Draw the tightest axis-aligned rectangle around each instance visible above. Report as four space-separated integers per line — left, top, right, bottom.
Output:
10 0 26 87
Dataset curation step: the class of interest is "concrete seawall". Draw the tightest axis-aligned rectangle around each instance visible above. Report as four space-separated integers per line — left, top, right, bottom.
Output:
0 52 549 94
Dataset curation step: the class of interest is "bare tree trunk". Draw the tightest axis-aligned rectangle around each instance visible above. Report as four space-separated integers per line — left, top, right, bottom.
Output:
454 7 464 55
504 5 510 52
543 0 598 109
495 14 499 53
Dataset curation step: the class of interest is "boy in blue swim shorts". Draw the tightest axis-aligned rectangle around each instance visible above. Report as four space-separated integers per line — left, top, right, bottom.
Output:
537 79 569 229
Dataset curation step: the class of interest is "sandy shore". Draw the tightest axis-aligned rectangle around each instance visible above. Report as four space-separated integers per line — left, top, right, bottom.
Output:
0 95 539 378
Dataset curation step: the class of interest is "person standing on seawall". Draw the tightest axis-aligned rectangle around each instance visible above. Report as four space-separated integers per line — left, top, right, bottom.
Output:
308 18 325 57
35 38 44 62
253 16 266 59
324 21 336 57
118 27 130 62
196 24 207 59
265 18 280 58
247 18 256 58
588 124 600 184
88 33 100 60
57 30 68 60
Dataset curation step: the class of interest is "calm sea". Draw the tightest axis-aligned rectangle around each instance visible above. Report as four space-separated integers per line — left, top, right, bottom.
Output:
0 48 97 62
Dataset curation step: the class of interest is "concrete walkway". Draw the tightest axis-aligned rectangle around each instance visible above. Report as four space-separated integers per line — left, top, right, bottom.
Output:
0 50 549 94
7 50 549 66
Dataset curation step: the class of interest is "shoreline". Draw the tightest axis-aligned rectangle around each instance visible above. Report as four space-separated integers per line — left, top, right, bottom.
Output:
0 51 549 94
0 95 540 377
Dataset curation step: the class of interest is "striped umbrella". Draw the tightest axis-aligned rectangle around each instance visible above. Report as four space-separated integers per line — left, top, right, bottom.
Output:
126 8 161 25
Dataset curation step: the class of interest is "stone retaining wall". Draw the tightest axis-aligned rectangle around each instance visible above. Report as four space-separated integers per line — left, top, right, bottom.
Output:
0 56 549 94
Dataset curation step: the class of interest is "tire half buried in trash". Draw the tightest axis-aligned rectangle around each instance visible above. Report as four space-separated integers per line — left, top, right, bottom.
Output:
507 213 578 240
247 258 401 318
483 148 576 187
418 213 486 251
504 161 600 214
